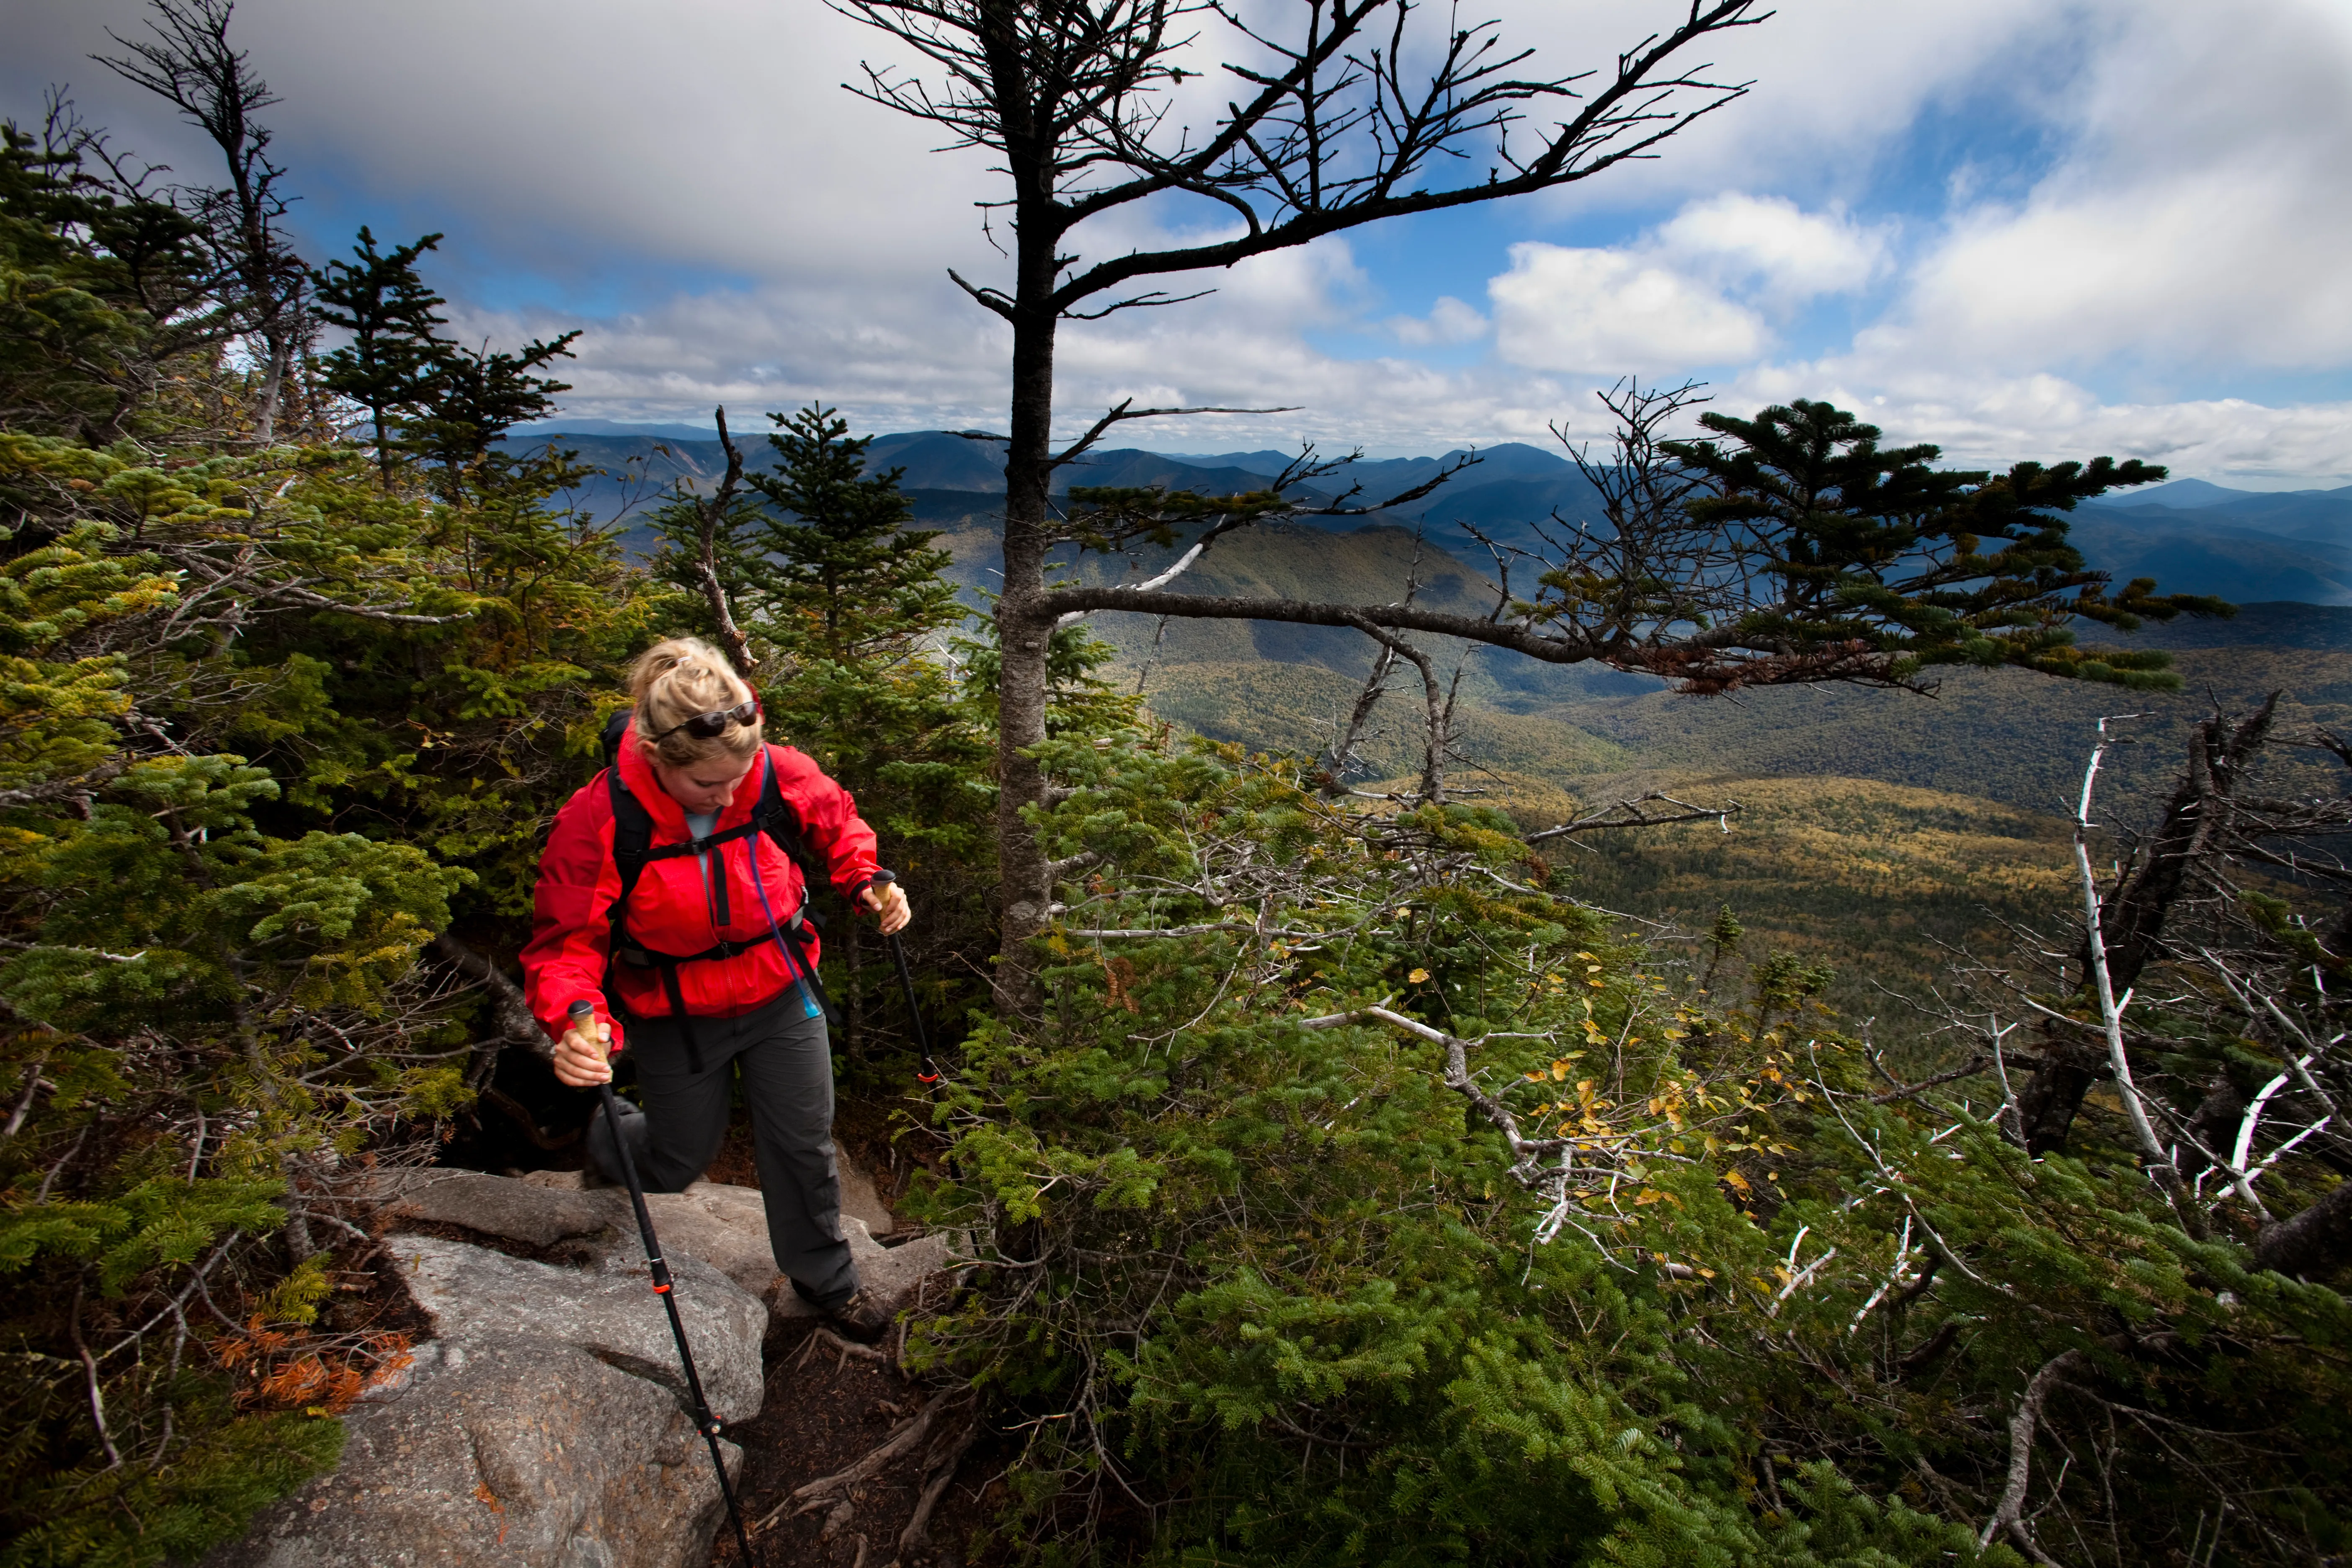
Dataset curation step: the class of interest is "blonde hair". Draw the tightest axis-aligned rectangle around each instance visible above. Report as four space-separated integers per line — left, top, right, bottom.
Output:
627 637 761 767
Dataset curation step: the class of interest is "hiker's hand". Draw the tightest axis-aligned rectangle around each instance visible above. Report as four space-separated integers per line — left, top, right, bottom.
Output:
552 1016 613 1087
862 880 911 935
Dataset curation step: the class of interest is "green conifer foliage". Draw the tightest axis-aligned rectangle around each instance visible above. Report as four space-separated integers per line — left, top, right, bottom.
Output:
0 123 227 446
744 404 965 667
0 101 665 1564
1661 400 2231 690
308 226 447 477
408 330 580 506
899 711 2351 1565
0 443 475 1563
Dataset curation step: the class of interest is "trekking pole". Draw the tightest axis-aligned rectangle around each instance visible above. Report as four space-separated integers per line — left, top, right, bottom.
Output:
865 872 936 1079
571 1001 758 1564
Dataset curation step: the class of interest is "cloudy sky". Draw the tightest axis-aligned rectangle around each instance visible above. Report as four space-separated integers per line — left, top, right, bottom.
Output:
10 0 2352 481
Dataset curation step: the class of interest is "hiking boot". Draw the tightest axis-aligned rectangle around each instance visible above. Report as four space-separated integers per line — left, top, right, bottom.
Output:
796 1280 894 1343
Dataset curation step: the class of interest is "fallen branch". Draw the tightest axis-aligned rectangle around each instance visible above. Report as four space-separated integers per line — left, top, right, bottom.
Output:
1869 1055 1991 1105
1980 1349 2084 1566
1527 791 1741 843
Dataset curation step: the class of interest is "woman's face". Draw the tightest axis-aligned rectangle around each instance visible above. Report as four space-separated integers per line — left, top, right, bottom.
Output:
648 748 757 816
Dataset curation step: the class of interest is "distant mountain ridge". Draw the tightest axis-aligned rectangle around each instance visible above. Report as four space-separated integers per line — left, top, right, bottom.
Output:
507 426 2352 607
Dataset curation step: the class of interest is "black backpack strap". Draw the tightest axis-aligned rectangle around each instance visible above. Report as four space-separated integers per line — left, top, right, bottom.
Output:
750 754 827 894
603 762 708 1073
751 752 841 1029
600 707 636 769
606 763 655 939
655 963 705 1075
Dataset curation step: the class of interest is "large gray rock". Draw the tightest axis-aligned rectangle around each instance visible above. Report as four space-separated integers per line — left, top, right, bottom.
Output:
208 1336 740 1568
390 1234 766 1422
833 1217 955 1320
209 1165 960 1566
495 1169 954 1317
837 1153 897 1235
374 1169 616 1251
205 1231 768 1568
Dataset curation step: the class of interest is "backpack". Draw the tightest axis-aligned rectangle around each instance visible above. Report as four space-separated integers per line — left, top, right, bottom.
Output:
596 709 838 1058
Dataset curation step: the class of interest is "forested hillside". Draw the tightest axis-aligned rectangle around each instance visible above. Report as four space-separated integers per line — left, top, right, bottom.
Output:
8 8 2352 1568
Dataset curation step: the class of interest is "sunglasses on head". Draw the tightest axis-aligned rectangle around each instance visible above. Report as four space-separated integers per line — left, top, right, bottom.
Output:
649 699 761 743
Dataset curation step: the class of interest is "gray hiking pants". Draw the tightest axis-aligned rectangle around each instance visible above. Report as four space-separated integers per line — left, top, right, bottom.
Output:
588 991 860 1305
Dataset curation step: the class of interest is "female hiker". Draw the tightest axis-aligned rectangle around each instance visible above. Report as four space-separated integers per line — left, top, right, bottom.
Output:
521 637 910 1336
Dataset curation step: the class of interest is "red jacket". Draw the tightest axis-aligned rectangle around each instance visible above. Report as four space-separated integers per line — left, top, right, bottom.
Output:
521 739 881 1046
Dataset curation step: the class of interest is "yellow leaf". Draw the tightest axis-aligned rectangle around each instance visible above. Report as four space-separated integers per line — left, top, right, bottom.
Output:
1408 968 1430 984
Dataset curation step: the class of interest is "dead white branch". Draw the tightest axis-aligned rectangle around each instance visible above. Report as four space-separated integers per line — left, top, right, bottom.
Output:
2072 717 2176 1178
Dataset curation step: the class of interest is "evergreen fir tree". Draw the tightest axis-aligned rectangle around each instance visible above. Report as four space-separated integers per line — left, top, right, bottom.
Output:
307 225 444 479
720 405 992 1057
743 404 962 665
0 104 664 1565
409 329 580 506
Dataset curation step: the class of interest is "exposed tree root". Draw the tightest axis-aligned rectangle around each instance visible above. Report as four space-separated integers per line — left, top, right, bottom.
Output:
794 1324 894 1377
756 1392 967 1532
897 1417 983 1558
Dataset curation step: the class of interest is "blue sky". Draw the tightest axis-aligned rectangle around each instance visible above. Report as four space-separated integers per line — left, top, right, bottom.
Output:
11 0 2352 482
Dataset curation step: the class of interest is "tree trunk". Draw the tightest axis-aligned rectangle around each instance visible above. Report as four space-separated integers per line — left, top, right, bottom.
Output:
255 323 288 447
991 204 1065 1014
2179 1074 2247 1178
2255 1179 2352 1280
2016 1041 2105 1158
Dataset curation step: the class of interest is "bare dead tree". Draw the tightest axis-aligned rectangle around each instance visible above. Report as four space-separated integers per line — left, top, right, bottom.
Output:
1323 630 1403 790
1935 706 2351 1275
683 406 758 678
96 0 308 444
2014 696 2283 1156
833 0 1773 1002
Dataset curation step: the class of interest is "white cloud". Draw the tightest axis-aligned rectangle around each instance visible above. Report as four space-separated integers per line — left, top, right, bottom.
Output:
1878 0 2352 372
1489 244 1765 374
1656 194 1890 305
1386 297 1489 346
1482 191 1887 374
1725 356 2352 485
